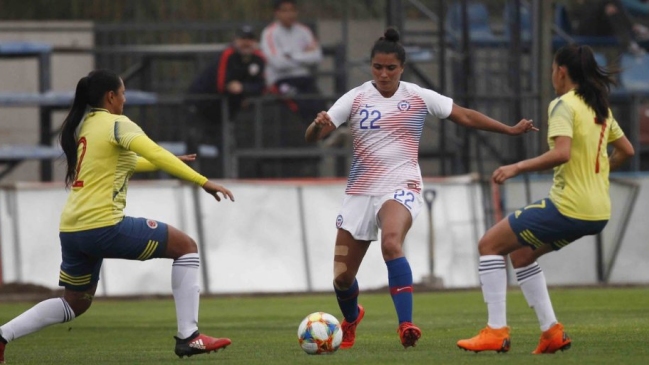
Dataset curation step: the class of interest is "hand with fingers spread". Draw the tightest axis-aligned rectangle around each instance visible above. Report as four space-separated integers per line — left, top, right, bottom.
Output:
202 181 235 202
509 119 539 136
492 163 520 184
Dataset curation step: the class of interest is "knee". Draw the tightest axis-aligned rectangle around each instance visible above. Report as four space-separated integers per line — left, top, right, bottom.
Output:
478 236 495 256
182 237 198 254
169 237 198 258
380 232 403 260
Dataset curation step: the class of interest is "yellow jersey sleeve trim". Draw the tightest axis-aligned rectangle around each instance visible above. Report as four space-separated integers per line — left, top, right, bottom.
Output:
128 135 208 186
114 118 146 148
134 157 159 172
548 100 573 139
608 117 625 142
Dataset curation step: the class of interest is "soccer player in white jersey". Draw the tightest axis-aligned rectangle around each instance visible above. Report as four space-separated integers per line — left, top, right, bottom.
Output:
304 28 537 349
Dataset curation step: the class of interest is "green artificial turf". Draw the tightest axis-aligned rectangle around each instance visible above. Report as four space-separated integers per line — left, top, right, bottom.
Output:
1 287 647 364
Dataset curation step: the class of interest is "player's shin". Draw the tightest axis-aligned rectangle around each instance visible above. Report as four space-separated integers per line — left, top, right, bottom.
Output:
515 262 557 331
334 279 360 322
386 257 413 323
0 298 75 342
172 253 200 339
479 255 507 328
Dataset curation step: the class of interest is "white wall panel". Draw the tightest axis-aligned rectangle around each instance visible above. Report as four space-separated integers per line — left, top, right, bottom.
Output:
1 174 646 297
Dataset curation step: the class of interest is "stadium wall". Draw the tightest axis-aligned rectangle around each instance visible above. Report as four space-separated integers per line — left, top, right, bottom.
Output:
0 175 646 296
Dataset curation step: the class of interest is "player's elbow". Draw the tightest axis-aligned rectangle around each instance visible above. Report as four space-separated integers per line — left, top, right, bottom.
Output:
555 149 571 164
613 137 635 161
621 144 636 159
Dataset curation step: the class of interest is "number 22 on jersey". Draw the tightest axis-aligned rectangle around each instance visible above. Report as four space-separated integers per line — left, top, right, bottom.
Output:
393 189 415 209
359 108 381 129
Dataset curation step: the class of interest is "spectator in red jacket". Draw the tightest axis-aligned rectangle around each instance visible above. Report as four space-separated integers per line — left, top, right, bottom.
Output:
186 25 266 177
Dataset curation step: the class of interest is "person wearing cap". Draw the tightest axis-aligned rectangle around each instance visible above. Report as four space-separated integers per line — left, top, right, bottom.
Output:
186 25 266 178
260 0 326 122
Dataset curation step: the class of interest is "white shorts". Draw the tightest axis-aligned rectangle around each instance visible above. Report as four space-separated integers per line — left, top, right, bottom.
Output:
335 189 423 241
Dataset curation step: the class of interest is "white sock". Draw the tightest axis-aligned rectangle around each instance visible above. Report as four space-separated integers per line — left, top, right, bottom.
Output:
172 253 201 339
479 255 507 329
515 262 557 331
0 298 75 343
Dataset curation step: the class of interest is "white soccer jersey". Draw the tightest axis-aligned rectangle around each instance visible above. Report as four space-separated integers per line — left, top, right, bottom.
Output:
328 81 453 195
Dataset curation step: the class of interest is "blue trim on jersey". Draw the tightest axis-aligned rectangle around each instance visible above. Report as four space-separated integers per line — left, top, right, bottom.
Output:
508 198 608 251
114 120 120 143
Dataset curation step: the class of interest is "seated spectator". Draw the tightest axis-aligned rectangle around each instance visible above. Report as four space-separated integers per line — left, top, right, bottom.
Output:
260 0 327 123
564 0 649 55
186 25 266 177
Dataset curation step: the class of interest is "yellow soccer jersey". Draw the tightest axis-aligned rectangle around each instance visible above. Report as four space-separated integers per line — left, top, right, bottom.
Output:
547 90 625 220
60 109 207 231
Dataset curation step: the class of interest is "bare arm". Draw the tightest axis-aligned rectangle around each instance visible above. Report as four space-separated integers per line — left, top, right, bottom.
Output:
305 111 336 143
447 104 538 135
291 43 323 65
492 136 572 184
609 135 635 170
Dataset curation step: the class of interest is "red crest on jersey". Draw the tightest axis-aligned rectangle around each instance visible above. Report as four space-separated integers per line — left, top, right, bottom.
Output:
146 219 158 229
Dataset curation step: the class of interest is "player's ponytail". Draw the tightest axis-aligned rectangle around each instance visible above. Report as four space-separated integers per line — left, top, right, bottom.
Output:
371 27 406 64
59 69 122 187
554 44 617 124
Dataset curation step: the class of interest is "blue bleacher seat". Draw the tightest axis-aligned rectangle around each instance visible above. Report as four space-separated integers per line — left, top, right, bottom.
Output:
552 3 618 49
0 41 52 55
620 53 649 92
446 1 501 46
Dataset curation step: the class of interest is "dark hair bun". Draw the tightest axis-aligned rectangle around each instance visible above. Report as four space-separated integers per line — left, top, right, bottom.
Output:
384 28 400 42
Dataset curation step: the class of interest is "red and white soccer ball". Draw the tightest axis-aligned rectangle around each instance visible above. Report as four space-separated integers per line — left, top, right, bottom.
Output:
297 312 343 355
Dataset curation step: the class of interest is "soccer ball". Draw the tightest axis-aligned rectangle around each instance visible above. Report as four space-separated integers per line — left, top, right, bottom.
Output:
297 312 343 355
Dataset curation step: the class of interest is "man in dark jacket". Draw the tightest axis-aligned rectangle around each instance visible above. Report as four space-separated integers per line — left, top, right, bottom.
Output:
187 25 266 177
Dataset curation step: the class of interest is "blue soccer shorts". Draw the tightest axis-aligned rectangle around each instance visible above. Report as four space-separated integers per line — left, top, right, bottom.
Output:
508 198 608 251
58 216 168 291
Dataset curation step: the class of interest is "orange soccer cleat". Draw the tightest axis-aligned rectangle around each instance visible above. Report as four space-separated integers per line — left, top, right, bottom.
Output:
174 331 231 358
340 305 365 349
398 322 422 348
457 326 511 353
532 322 571 354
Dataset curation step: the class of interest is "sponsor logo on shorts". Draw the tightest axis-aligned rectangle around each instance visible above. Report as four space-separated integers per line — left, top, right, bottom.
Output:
397 100 411 111
336 215 343 228
146 219 158 229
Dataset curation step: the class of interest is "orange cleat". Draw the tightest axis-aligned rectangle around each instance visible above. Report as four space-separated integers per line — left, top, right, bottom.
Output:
532 323 571 354
174 331 231 358
398 322 422 348
340 305 365 349
457 326 511 353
